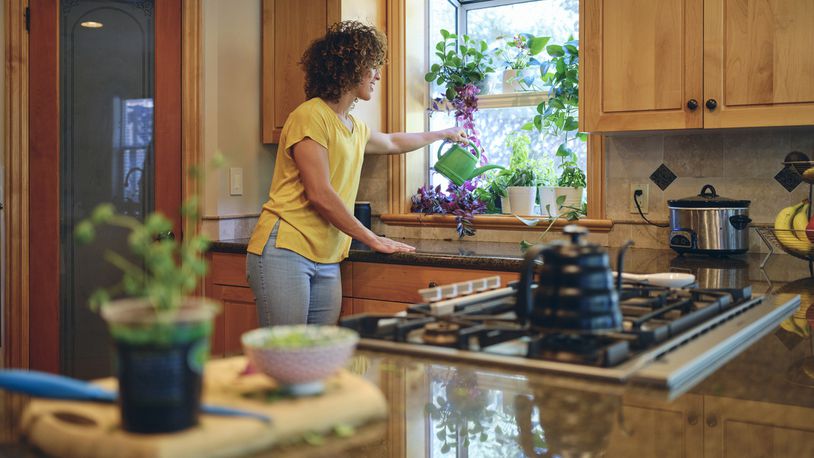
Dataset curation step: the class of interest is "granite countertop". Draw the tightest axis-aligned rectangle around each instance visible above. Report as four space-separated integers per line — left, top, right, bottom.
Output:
3 242 812 456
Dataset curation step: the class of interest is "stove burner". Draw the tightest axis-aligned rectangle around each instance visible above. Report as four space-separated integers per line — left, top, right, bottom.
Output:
422 322 461 346
340 283 767 369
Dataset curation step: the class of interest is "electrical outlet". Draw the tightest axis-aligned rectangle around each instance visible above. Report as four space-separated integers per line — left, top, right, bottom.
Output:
229 167 243 196
630 183 649 214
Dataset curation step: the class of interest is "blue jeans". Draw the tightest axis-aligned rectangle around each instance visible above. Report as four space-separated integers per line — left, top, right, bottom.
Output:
246 222 342 326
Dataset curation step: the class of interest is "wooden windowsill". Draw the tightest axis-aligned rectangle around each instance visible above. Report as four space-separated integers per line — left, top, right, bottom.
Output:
380 213 613 233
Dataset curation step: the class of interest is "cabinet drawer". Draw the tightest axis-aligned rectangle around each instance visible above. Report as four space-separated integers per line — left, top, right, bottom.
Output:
353 298 410 315
352 263 519 303
209 252 248 287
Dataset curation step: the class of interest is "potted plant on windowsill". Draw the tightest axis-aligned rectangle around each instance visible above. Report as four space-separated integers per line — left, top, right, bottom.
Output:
504 131 538 215
411 181 487 238
74 162 220 434
493 33 549 93
535 157 559 217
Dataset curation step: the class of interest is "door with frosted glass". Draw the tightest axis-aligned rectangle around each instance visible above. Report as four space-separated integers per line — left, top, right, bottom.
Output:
29 0 181 377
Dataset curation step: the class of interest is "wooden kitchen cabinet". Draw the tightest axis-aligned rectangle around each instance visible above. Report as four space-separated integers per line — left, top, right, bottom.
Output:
581 0 814 132
205 252 518 353
581 0 703 132
262 0 340 143
605 393 704 457
345 262 519 314
703 396 814 457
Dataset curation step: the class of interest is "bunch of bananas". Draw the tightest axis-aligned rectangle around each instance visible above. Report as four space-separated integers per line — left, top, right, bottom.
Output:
774 200 813 253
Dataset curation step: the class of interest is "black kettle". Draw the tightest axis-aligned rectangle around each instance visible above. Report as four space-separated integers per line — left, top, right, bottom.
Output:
517 225 623 333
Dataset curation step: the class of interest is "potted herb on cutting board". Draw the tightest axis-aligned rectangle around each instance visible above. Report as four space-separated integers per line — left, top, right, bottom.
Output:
74 160 221 434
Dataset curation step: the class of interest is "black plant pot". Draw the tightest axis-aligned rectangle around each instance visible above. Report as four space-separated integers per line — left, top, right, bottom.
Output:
102 298 218 434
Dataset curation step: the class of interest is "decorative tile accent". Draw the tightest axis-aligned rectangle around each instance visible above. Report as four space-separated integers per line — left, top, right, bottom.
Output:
649 164 677 191
774 165 802 192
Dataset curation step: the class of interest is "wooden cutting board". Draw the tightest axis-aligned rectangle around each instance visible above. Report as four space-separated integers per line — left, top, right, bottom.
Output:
20 357 388 458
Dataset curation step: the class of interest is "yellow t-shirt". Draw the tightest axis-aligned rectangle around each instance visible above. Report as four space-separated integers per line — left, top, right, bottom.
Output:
247 98 369 263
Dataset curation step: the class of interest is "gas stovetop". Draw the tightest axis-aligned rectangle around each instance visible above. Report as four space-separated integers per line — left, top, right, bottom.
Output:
339 277 801 392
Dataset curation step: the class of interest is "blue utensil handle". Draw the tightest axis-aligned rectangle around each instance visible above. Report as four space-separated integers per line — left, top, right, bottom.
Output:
0 370 115 402
0 370 271 423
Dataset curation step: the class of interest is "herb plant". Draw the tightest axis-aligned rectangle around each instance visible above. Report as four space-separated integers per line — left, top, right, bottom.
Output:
493 33 549 70
425 29 495 101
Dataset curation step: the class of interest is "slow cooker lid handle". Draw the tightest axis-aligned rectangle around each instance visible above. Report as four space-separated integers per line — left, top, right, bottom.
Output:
699 184 718 198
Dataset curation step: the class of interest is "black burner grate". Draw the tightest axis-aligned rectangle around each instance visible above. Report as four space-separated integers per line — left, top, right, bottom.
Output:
339 284 754 368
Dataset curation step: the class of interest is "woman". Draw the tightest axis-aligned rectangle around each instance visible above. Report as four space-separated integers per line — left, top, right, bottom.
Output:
246 21 466 326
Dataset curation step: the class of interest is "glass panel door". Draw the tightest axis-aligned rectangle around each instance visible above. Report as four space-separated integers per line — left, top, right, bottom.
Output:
60 0 155 378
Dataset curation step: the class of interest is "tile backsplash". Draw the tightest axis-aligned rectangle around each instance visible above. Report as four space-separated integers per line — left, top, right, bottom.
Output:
606 128 814 225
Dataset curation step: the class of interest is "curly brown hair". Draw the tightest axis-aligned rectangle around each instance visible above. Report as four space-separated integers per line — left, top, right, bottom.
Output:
300 21 388 102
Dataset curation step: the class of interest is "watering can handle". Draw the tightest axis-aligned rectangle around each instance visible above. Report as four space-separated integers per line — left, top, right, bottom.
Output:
436 139 481 161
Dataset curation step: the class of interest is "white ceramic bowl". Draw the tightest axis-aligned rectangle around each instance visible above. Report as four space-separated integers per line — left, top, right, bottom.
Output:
241 325 359 395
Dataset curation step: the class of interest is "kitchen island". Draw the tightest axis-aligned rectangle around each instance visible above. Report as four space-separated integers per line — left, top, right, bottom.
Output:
3 239 814 456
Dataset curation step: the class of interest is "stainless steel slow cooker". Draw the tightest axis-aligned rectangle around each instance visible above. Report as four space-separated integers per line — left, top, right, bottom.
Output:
667 184 751 255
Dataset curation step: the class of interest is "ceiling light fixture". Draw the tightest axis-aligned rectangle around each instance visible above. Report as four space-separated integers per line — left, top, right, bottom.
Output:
80 21 103 28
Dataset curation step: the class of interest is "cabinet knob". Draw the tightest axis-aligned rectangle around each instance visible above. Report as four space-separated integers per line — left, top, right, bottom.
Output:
705 99 718 111
686 99 699 111
428 281 438 288
706 414 718 427
687 413 699 425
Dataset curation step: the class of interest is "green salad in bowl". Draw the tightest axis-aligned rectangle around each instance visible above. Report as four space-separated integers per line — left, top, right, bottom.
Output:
241 325 359 396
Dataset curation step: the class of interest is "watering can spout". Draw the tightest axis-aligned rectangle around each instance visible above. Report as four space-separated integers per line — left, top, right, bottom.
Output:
469 164 505 181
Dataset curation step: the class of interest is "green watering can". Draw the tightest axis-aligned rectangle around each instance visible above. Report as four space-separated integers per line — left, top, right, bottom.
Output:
434 140 504 186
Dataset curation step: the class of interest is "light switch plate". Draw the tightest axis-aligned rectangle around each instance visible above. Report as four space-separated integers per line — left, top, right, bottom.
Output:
630 183 649 214
229 167 243 196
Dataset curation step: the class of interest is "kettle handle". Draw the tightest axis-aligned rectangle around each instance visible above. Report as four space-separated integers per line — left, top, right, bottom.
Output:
517 244 547 324
436 138 482 161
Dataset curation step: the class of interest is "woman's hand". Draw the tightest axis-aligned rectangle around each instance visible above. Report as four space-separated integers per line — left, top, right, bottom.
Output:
440 127 468 144
367 235 416 254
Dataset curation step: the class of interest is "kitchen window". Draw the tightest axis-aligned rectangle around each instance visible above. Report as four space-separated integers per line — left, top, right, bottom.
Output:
426 0 587 194
382 0 607 228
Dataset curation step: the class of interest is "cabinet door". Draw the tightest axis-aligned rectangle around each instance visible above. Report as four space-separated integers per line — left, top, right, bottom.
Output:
704 0 814 128
605 393 703 458
581 0 703 132
262 0 340 143
704 396 814 457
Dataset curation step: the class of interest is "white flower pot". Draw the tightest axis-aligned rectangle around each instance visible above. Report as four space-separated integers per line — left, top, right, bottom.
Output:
538 186 558 217
500 195 511 214
554 186 584 209
508 186 536 215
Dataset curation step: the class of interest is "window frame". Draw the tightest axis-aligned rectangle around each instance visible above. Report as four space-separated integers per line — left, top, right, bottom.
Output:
382 0 608 232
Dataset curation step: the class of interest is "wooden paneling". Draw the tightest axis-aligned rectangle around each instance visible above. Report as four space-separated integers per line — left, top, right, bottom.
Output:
3 0 30 369
28 0 60 373
704 0 814 128
586 135 605 220
222 286 259 355
155 0 183 233
262 0 341 143
352 298 410 315
606 394 703 457
341 297 354 317
581 0 703 132
341 261 353 297
704 396 814 458
182 0 203 257
353 263 519 303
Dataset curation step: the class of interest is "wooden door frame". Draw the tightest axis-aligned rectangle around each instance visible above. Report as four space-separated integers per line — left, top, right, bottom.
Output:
2 0 203 370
